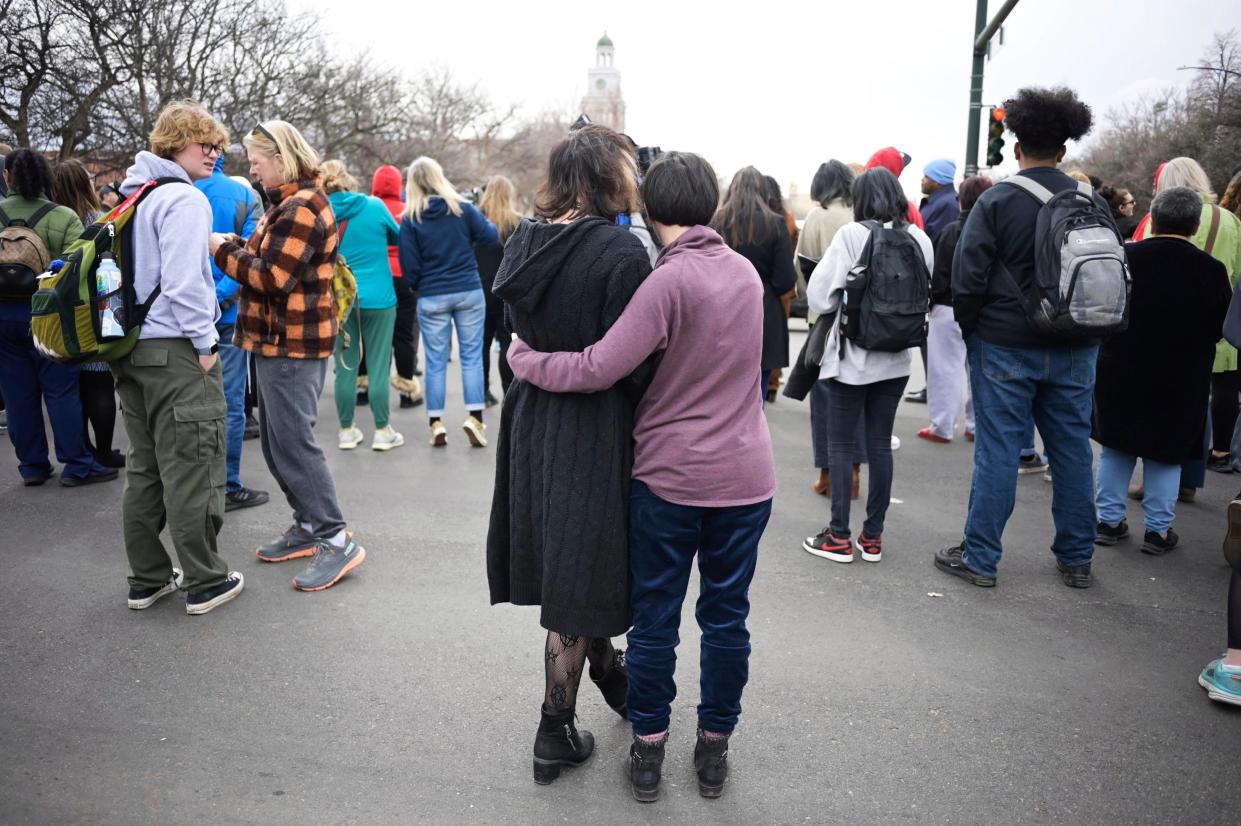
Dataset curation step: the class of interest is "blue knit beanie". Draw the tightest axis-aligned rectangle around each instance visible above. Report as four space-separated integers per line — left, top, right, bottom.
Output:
924 159 956 186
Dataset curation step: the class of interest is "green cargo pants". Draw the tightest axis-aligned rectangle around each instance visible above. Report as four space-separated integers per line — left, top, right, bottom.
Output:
111 339 230 594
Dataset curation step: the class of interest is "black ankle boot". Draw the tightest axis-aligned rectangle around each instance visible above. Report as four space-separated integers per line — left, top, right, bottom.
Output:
693 730 730 798
627 735 665 802
532 706 594 784
589 648 628 719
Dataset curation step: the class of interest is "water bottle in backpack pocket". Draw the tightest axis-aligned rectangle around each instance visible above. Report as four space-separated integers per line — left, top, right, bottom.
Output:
1000 177 1130 339
840 221 931 352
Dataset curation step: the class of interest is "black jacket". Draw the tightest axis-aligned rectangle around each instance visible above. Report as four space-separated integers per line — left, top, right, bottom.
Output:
952 167 1116 348
725 215 797 371
931 211 968 307
486 217 651 637
1093 237 1230 463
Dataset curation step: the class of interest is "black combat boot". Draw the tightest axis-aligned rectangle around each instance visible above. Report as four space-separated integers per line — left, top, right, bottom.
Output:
627 734 666 803
589 648 628 719
693 730 730 798
532 705 594 784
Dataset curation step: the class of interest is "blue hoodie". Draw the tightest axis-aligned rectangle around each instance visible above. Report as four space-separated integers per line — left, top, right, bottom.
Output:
195 157 259 324
398 197 498 297
329 190 400 309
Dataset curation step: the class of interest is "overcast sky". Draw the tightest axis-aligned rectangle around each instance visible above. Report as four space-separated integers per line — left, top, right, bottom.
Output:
291 0 1233 199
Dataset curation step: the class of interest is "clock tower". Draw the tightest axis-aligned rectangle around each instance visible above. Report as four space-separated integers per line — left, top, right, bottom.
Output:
580 33 625 132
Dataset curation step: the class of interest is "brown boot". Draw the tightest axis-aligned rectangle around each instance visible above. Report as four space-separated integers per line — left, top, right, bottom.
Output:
813 469 830 496
851 464 861 501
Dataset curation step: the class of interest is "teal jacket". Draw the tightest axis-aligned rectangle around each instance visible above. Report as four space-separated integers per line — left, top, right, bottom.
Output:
329 191 400 310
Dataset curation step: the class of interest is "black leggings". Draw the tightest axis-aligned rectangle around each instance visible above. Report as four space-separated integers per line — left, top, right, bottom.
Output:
1212 368 1241 453
393 280 420 380
79 370 117 455
1230 559 1241 651
482 311 512 396
827 376 908 538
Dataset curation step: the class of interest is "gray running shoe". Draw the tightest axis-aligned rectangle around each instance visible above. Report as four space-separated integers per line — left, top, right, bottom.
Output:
292 535 366 591
256 524 318 563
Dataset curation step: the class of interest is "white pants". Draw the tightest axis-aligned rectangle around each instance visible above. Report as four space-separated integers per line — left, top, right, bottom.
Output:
927 304 974 439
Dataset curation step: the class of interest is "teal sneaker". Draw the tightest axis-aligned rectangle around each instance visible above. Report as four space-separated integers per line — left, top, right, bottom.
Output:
1198 658 1241 707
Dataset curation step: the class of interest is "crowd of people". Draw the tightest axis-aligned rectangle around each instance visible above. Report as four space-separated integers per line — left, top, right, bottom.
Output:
3 80 1241 802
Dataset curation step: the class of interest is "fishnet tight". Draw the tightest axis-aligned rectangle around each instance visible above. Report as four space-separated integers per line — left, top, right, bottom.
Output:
543 633 617 711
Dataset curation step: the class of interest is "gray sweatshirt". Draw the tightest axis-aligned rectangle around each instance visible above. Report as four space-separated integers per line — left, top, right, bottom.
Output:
119 151 219 350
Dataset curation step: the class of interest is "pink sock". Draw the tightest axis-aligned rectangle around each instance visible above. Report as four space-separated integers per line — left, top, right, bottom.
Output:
637 730 667 744
701 730 727 740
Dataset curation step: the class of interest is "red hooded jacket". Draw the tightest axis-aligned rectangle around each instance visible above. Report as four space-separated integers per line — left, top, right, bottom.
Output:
865 147 926 230
371 165 404 278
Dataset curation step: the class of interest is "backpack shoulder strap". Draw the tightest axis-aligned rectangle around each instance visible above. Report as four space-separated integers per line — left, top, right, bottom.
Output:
1205 204 1222 257
1000 175 1055 205
1076 181 1095 198
0 206 9 227
126 178 189 320
25 202 60 230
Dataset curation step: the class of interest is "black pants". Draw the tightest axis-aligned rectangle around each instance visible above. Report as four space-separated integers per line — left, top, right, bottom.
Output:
393 280 421 379
79 369 118 456
827 376 908 537
482 310 512 396
1212 368 1241 453
1230 562 1241 651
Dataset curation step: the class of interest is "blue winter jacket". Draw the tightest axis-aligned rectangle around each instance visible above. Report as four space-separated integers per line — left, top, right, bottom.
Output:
920 184 960 246
398 197 498 298
195 157 260 324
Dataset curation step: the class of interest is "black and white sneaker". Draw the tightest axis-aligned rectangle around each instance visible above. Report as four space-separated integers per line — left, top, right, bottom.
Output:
128 568 184 610
1018 453 1049 474
225 487 270 512
185 572 245 615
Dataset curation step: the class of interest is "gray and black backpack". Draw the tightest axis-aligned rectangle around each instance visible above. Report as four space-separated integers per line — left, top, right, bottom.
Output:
840 221 931 352
1001 177 1130 340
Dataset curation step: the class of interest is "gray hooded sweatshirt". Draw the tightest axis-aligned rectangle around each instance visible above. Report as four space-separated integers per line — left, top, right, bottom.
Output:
120 151 219 350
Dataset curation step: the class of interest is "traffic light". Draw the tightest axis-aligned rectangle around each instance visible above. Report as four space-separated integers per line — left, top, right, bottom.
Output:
986 106 1006 167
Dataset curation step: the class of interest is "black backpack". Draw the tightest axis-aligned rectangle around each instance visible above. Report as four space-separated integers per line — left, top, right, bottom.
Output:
840 221 931 352
1000 177 1130 340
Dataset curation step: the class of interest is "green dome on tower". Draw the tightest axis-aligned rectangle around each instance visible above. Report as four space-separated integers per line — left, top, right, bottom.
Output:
597 33 613 48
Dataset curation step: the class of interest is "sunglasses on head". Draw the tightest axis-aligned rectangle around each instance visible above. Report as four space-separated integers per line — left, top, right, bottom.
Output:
251 123 278 148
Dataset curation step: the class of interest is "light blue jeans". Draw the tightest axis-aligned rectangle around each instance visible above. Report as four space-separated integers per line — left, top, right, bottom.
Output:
1095 447 1178 534
417 289 486 418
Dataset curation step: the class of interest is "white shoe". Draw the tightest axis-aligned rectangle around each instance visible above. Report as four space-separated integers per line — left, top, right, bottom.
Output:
890 435 901 451
462 416 487 447
338 426 364 450
371 425 405 451
429 420 448 446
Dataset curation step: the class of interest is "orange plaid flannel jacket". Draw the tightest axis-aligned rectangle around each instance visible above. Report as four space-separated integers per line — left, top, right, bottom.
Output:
215 179 338 359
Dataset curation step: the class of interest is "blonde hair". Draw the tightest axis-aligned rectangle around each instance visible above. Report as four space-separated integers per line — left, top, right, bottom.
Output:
404 157 463 221
1066 169 1091 184
479 175 521 242
149 100 228 160
1157 157 1216 202
320 159 357 194
244 120 321 185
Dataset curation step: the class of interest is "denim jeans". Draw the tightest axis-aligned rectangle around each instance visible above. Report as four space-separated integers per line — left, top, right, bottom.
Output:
417 289 486 417
626 480 773 736
962 337 1098 578
1096 446 1179 534
217 323 247 491
811 379 866 469
827 376 907 538
0 315 98 479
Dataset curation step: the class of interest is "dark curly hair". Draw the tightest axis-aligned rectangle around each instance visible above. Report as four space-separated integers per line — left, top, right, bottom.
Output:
5 148 53 199
1001 86 1093 160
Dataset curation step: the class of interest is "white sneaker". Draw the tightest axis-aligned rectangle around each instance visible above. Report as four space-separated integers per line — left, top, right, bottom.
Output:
429 420 448 446
371 425 405 451
891 435 901 451
462 415 487 447
338 426 364 450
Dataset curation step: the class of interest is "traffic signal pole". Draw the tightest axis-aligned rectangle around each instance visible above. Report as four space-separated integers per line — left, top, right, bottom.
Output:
964 0 1022 175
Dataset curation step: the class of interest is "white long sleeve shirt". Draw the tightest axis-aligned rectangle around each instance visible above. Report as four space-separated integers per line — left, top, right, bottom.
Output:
806 220 934 385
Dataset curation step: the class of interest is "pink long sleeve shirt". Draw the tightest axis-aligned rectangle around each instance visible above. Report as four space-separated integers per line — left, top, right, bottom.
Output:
506 225 776 508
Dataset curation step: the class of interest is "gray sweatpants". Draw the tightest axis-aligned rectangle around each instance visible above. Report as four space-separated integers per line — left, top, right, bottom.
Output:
254 355 346 539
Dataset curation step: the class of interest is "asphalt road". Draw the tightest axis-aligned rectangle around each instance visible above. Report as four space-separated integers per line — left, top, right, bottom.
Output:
3 332 1240 825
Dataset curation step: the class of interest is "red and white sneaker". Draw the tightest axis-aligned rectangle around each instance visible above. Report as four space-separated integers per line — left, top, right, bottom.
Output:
802 529 853 563
856 533 882 563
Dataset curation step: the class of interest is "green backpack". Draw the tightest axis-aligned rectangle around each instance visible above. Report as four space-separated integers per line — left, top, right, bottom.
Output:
31 177 185 363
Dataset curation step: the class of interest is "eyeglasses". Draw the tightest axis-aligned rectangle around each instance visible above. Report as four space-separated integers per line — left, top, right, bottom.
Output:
199 143 225 156
251 123 278 148
1121 199 1135 206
